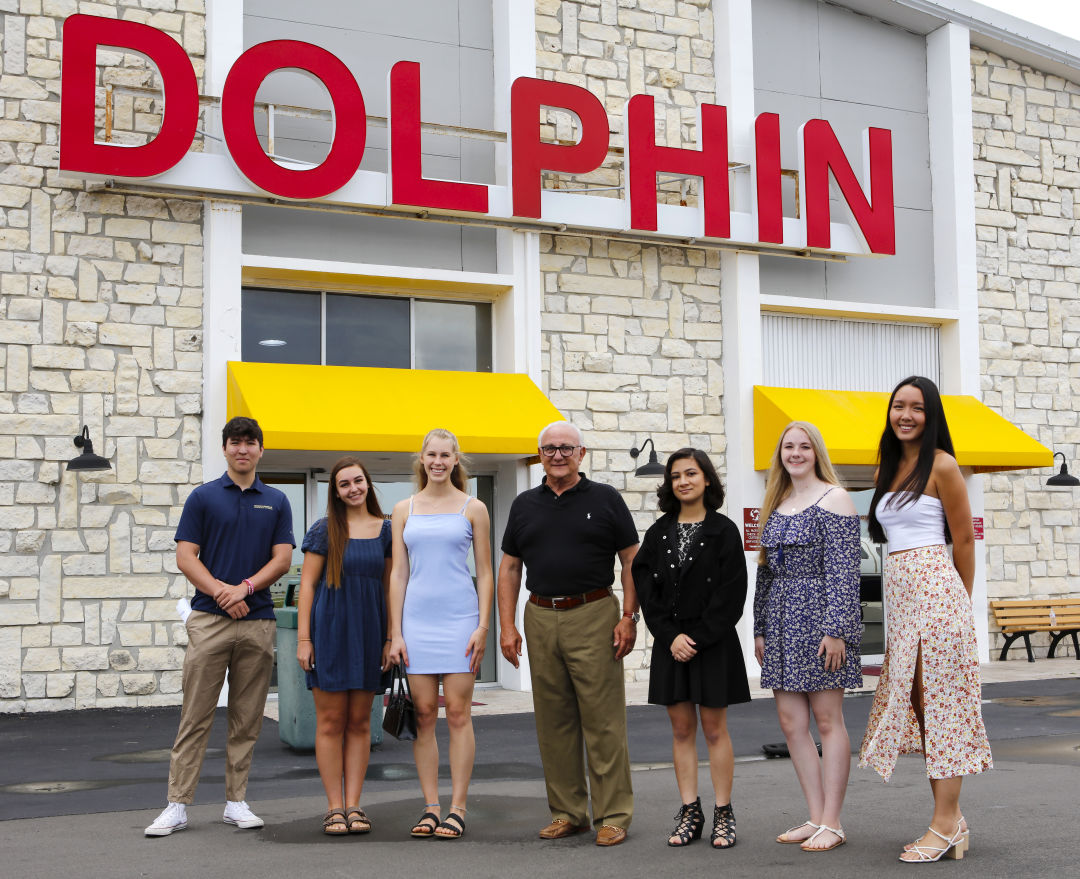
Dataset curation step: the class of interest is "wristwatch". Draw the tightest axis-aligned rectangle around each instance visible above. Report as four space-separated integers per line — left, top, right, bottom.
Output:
623 611 640 623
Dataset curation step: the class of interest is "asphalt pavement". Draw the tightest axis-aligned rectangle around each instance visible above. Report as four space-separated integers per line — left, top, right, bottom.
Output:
1 674 1078 878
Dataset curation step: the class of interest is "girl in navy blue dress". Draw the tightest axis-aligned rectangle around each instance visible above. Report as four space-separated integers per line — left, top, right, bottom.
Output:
297 457 391 835
753 422 861 852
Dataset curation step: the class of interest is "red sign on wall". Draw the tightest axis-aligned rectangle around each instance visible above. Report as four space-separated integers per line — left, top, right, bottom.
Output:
743 507 762 552
972 517 984 540
57 14 897 256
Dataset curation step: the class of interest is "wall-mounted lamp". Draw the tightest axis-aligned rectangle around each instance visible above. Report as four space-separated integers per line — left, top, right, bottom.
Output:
629 437 665 477
67 425 112 472
1047 451 1079 487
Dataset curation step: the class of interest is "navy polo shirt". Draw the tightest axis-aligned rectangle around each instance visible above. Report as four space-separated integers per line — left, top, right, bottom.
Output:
501 474 639 597
175 472 295 620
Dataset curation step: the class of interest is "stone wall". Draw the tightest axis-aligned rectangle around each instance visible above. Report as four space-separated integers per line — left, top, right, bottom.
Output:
536 2 722 680
971 47 1080 658
0 1 206 712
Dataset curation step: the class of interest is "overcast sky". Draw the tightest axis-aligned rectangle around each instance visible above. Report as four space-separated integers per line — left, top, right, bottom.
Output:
976 0 1080 43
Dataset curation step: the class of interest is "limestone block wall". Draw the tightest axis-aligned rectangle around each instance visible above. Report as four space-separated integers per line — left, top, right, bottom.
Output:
971 47 1080 658
0 1 206 712
536 2 723 681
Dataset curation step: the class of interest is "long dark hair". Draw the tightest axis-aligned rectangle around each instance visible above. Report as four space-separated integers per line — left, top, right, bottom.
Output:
868 376 954 544
656 448 725 514
326 456 383 588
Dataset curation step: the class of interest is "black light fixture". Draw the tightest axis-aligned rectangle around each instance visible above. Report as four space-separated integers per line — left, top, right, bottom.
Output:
67 425 112 472
1047 451 1080 487
630 437 665 477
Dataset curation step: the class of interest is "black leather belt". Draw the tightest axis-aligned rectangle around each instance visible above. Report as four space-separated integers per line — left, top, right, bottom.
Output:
528 587 612 610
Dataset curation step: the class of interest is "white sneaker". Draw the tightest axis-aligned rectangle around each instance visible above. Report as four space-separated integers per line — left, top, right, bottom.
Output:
223 800 264 829
145 802 188 837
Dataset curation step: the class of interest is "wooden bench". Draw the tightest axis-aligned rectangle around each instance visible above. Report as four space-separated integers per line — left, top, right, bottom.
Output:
990 598 1080 663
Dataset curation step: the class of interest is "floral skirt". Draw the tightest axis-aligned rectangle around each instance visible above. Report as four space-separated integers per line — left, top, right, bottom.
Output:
859 544 993 781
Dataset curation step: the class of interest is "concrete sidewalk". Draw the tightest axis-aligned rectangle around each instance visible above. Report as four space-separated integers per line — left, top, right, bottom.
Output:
2 659 1077 879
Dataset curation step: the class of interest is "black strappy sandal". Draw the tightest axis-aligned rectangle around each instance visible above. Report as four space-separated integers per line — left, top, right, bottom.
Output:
410 808 440 838
435 807 466 840
667 798 704 847
712 803 736 849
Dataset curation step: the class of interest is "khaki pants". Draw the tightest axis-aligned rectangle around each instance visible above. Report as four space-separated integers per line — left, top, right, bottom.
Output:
524 593 634 830
167 611 276 804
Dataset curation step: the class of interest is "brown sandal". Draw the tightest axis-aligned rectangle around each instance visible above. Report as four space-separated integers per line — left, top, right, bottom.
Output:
346 807 371 834
323 808 348 835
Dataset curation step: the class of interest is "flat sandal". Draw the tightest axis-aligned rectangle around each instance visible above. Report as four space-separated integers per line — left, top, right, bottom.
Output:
777 821 819 844
322 808 348 835
435 808 466 840
345 806 371 834
801 824 846 852
411 810 440 838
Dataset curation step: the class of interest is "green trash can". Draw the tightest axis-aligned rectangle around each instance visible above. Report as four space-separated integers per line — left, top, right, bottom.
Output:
274 605 316 749
274 600 385 750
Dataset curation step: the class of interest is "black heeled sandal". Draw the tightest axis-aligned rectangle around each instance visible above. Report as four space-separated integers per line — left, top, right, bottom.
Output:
667 798 705 847
712 803 736 849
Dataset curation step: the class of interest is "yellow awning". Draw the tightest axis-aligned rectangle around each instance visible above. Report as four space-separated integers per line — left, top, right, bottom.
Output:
227 361 563 454
754 386 1052 473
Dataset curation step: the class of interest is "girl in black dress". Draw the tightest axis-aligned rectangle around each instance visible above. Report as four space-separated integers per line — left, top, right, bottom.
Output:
632 448 751 849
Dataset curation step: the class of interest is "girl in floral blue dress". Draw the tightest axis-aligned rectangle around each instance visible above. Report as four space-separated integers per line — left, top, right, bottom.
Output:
753 422 861 853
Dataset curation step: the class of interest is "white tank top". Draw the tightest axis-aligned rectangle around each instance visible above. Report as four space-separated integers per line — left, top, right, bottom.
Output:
875 492 946 554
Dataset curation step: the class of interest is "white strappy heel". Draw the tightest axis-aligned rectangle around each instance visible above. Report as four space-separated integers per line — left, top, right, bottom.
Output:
900 821 967 863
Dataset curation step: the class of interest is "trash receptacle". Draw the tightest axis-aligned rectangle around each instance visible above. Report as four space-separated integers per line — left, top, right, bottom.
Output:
274 601 386 750
274 604 316 749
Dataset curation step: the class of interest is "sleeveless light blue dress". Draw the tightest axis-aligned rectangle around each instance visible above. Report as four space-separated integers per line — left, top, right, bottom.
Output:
401 496 480 674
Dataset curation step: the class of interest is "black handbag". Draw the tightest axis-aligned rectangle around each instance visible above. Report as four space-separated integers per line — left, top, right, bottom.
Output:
382 662 417 741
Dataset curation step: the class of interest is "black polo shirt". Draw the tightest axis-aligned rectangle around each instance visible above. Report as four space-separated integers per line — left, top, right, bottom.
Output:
501 474 639 597
175 472 295 620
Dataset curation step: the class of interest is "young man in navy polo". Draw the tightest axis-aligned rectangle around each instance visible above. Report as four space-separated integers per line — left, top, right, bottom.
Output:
145 417 294 837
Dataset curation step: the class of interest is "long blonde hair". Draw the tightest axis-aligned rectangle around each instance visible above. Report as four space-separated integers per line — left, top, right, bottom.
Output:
757 421 842 565
413 428 469 492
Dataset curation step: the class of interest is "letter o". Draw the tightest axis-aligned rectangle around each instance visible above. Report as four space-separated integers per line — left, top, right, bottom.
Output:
221 40 365 199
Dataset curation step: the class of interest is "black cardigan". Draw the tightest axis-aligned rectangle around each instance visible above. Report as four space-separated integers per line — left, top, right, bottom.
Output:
631 510 747 651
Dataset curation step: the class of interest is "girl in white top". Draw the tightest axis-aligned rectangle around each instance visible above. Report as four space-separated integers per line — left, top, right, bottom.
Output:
859 376 992 864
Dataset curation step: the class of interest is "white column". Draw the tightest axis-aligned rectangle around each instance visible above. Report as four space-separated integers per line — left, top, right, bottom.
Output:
927 23 989 660
715 1 767 671
491 0 541 691
200 2 247 477
201 202 243 477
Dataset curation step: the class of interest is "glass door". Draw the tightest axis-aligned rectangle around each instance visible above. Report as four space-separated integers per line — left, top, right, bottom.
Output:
258 473 307 608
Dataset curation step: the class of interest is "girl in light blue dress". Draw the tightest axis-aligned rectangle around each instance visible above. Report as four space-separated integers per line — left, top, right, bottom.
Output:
388 428 493 841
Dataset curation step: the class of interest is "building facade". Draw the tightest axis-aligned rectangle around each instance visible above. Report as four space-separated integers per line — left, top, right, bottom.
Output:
0 0 1076 712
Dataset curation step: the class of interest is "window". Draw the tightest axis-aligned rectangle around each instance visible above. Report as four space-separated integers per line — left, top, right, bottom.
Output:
242 288 492 372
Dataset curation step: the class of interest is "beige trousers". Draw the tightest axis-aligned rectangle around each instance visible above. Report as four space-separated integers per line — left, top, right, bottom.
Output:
167 611 275 804
524 593 634 830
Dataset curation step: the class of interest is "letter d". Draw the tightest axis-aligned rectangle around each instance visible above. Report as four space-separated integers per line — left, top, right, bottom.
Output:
60 15 198 177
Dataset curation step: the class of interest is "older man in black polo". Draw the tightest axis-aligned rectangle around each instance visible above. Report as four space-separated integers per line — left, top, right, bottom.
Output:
498 420 640 847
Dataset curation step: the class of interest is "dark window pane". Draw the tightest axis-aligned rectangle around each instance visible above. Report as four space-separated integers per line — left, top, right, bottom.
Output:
414 300 491 372
325 294 410 368
241 288 321 364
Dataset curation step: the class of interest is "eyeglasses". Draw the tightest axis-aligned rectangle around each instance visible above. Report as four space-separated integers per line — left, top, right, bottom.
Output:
539 444 580 458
